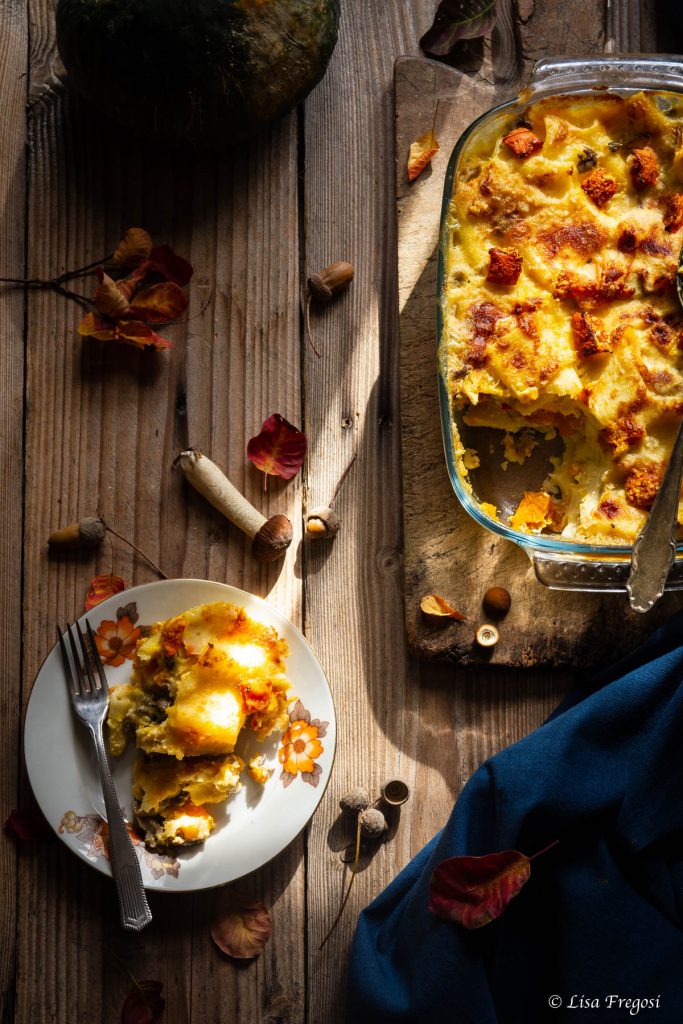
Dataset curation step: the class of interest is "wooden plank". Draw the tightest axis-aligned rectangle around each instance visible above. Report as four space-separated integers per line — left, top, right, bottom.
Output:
0 1 28 1017
301 2 429 1015
300 3 498 1021
16 5 303 1023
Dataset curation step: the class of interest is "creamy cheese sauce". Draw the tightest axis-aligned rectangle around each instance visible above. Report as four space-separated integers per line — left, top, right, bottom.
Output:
441 90 683 544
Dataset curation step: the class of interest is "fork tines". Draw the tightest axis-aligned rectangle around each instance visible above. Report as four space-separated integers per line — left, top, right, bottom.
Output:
57 621 109 699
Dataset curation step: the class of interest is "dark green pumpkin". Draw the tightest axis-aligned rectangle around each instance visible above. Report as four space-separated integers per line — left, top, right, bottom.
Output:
56 0 340 148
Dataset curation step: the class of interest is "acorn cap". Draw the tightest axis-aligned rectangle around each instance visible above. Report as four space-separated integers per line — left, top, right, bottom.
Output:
305 507 341 539
381 779 410 806
251 514 293 561
476 624 500 648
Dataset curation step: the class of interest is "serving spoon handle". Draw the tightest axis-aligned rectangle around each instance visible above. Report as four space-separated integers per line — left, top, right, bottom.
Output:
627 417 683 613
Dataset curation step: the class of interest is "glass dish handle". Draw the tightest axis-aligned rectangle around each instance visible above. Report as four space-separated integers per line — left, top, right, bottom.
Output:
522 54 683 103
530 551 683 593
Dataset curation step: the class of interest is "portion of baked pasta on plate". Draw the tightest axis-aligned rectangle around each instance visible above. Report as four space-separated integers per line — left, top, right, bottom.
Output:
107 600 291 849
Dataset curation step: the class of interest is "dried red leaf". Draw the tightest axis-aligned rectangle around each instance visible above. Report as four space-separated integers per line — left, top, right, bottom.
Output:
420 0 497 56
247 414 307 485
429 849 530 928
116 322 172 350
78 314 171 351
113 228 153 270
94 268 130 319
128 281 189 323
85 573 125 611
211 896 273 959
407 130 440 182
420 594 468 621
121 980 165 1024
5 807 53 841
147 244 194 286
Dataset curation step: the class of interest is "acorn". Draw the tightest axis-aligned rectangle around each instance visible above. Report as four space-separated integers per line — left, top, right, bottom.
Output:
482 586 511 619
305 507 341 540
307 261 354 303
305 261 354 357
476 624 500 649
251 513 293 562
358 807 387 839
48 516 106 550
339 787 371 815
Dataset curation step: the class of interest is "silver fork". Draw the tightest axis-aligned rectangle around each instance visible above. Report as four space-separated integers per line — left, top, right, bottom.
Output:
57 620 152 932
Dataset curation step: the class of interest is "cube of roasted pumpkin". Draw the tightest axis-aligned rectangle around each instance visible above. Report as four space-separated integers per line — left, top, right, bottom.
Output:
663 193 683 233
624 464 662 510
485 247 522 286
571 311 614 358
580 168 619 208
628 146 660 189
502 127 542 159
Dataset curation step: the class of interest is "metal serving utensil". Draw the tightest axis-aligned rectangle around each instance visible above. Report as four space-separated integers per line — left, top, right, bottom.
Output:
57 621 152 931
628 248 683 612
626 418 683 613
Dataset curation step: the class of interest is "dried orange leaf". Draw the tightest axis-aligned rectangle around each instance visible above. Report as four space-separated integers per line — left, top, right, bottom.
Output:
211 896 273 959
78 314 171 351
85 573 125 611
94 268 130 319
247 414 307 484
113 227 153 270
77 312 116 341
420 594 468 621
407 130 440 182
128 281 189 323
121 980 165 1024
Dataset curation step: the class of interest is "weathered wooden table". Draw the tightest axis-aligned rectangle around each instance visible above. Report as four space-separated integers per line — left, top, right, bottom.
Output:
0 2 676 1022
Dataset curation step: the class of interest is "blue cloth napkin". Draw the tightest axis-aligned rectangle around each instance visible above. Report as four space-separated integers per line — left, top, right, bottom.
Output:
347 615 683 1022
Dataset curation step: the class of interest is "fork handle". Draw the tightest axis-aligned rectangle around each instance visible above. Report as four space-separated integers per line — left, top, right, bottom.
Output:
89 723 152 932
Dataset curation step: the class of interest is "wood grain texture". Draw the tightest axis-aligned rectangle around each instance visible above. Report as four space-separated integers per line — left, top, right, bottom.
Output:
2 1 665 1023
301 4 439 1019
0 3 28 1017
16 4 303 1023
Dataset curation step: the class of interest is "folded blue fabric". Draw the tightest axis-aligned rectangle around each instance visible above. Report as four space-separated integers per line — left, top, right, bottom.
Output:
347 615 683 1022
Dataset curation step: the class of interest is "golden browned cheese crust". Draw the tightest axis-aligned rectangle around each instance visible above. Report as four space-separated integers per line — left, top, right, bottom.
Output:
440 90 683 544
107 600 292 848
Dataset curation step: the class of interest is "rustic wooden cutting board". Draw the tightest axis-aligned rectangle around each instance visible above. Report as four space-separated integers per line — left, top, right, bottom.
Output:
395 55 683 668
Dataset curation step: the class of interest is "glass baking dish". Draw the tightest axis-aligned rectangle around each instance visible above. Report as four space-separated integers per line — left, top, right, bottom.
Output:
437 54 683 592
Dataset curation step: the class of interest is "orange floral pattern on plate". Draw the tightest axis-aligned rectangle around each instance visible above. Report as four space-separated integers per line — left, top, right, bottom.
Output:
94 601 142 666
279 699 328 788
59 811 179 879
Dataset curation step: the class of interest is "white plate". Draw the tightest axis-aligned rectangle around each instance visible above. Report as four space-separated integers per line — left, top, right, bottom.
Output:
24 579 335 892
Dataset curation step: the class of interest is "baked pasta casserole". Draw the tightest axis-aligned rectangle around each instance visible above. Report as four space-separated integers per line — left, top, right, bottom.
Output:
107 601 291 849
440 90 683 545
